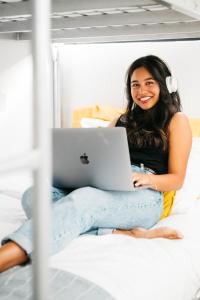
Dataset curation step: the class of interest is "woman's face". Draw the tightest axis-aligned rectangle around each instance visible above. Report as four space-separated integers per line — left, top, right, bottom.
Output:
130 66 160 110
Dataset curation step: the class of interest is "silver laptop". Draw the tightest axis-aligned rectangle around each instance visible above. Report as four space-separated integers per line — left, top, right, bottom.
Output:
52 127 143 191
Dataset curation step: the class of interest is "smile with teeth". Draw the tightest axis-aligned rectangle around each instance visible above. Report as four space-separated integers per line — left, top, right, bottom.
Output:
139 96 151 103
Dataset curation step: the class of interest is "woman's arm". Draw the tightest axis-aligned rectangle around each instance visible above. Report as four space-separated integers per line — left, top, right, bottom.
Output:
133 112 192 192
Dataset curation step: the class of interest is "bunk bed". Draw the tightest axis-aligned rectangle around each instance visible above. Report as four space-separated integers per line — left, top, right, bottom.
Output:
1 0 200 43
0 0 200 299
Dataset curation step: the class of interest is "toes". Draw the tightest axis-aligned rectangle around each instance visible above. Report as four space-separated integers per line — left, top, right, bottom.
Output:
163 229 184 239
148 227 184 240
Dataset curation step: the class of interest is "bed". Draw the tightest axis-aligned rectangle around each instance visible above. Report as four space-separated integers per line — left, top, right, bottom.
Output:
0 127 200 300
1 1 200 299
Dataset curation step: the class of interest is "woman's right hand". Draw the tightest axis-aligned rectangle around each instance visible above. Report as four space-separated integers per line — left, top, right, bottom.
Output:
132 172 156 189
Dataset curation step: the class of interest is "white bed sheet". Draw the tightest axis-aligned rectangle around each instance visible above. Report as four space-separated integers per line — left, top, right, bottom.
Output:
50 202 200 300
1 185 200 300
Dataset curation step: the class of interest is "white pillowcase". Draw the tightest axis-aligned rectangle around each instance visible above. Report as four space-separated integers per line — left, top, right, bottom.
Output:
171 137 200 214
81 117 110 128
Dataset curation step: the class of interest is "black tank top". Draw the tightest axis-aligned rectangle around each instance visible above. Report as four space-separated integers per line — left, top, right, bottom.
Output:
116 118 168 174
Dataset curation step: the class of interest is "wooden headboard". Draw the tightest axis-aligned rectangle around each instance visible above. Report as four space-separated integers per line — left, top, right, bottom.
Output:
72 105 200 137
189 118 200 137
72 105 124 128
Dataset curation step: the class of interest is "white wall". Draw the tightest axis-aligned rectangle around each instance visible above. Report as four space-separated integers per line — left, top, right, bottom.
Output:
0 40 32 160
0 39 200 160
59 40 200 127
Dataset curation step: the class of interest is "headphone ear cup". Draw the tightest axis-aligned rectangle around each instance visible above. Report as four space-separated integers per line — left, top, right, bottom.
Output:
166 76 178 93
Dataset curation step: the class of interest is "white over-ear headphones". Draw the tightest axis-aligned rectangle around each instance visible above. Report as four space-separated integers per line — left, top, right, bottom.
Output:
166 76 178 93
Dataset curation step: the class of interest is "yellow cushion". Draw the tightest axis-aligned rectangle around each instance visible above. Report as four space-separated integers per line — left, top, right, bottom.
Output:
160 191 176 219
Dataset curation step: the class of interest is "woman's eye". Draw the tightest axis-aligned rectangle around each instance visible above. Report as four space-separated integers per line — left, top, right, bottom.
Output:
146 81 154 86
131 83 139 88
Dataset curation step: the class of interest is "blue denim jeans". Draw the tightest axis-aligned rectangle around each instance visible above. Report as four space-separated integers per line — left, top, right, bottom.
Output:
2 165 163 258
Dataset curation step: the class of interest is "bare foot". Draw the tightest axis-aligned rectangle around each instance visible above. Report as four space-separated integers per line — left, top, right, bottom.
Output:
113 227 183 239
0 241 28 273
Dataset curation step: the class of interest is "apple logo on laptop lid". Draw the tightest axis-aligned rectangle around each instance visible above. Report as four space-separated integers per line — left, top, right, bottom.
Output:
80 153 90 164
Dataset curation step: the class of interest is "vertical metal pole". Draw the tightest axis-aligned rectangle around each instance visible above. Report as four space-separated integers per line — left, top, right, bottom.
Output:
52 46 61 128
32 0 52 299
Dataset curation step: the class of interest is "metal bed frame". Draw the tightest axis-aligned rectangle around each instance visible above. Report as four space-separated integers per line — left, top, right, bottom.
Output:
0 0 200 43
0 1 200 299
0 0 52 299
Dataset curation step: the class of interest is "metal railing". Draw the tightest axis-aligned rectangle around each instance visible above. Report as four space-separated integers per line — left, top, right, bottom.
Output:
0 0 52 299
32 0 52 298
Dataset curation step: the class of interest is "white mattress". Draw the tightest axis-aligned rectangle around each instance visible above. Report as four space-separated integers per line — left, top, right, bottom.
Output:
50 202 200 300
0 174 200 300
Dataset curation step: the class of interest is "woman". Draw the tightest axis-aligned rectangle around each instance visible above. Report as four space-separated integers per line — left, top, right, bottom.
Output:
0 55 192 272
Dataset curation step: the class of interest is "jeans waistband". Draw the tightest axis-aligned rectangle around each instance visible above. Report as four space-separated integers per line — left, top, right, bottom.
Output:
131 164 156 174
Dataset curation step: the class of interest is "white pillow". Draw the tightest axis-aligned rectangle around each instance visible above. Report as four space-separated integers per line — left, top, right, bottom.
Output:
81 118 110 128
171 137 200 214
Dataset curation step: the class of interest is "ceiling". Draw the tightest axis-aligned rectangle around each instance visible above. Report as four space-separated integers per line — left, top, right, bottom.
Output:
0 0 200 43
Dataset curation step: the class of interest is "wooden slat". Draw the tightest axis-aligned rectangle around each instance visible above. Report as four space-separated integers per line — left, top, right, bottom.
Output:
0 0 157 18
18 20 200 42
52 0 157 13
1 21 199 42
0 1 31 18
0 9 194 33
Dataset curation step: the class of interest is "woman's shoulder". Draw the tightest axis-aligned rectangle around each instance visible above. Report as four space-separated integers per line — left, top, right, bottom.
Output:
168 112 192 136
169 112 190 128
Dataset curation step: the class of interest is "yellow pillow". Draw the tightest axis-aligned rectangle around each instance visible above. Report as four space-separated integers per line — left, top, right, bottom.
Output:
160 191 176 219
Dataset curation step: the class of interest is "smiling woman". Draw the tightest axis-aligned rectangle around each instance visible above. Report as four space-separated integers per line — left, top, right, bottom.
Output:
109 54 192 236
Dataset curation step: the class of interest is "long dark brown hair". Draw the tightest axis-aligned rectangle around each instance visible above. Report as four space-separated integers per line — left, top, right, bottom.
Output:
120 55 181 151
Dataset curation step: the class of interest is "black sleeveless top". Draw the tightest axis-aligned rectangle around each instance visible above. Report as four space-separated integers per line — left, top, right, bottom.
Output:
116 118 168 174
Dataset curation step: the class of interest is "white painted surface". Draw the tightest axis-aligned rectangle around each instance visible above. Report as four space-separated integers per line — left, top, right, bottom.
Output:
59 40 200 127
0 39 200 159
0 40 32 160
